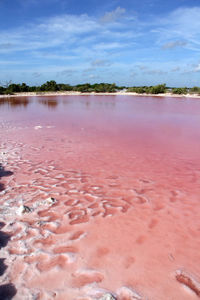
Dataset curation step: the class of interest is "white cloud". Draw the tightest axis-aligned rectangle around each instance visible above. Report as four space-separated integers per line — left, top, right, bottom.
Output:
162 40 187 50
38 14 99 35
93 42 127 50
154 7 200 51
0 43 13 49
88 74 99 79
1 5 200 86
167 7 200 38
32 51 76 61
194 64 200 72
135 65 148 70
171 67 180 72
144 69 168 75
56 69 76 77
130 71 138 77
32 72 42 78
91 59 111 67
187 63 200 73
100 6 126 23
0 60 25 65
0 10 134 58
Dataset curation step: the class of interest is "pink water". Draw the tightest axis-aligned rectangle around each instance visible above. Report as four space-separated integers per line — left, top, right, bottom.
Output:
0 95 200 299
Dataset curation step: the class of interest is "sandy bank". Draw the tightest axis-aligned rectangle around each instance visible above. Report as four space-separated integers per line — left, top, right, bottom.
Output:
0 91 200 99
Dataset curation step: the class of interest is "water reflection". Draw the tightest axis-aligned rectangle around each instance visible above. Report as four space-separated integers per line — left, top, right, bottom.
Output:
38 98 58 110
61 96 117 111
0 95 199 117
0 95 117 112
0 97 29 108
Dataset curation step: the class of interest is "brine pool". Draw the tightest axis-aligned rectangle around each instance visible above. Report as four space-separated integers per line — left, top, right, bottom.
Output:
0 95 200 300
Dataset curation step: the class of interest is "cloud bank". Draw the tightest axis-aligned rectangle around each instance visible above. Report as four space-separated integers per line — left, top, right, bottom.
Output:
0 4 200 86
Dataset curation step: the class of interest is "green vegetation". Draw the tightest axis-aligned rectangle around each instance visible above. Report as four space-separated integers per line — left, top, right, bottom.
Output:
127 84 167 94
74 83 121 93
190 86 200 94
172 87 188 95
0 81 200 96
0 81 120 95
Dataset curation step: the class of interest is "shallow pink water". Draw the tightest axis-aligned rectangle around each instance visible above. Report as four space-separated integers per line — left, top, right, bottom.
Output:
0 95 200 299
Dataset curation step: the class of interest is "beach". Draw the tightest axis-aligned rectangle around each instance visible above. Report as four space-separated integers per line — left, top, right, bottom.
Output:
1 91 200 99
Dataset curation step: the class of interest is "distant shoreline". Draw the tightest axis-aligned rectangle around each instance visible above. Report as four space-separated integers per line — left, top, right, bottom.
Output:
1 91 200 99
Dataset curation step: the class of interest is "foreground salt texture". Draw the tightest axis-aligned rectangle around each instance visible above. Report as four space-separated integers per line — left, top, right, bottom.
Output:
0 95 200 299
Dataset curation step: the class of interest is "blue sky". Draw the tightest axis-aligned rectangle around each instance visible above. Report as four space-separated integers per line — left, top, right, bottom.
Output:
0 0 200 87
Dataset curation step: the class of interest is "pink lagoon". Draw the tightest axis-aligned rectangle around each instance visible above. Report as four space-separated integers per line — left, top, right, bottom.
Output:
0 95 200 300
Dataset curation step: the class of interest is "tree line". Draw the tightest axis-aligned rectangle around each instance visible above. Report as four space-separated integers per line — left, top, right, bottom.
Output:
127 84 200 95
0 81 123 94
0 81 200 95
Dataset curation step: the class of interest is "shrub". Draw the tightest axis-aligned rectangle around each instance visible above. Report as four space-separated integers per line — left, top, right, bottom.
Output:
172 87 188 94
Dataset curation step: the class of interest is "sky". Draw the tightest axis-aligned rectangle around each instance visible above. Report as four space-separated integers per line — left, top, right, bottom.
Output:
0 0 200 87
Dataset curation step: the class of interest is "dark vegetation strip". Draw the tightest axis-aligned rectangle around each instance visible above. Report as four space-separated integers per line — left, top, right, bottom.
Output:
1 81 200 95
